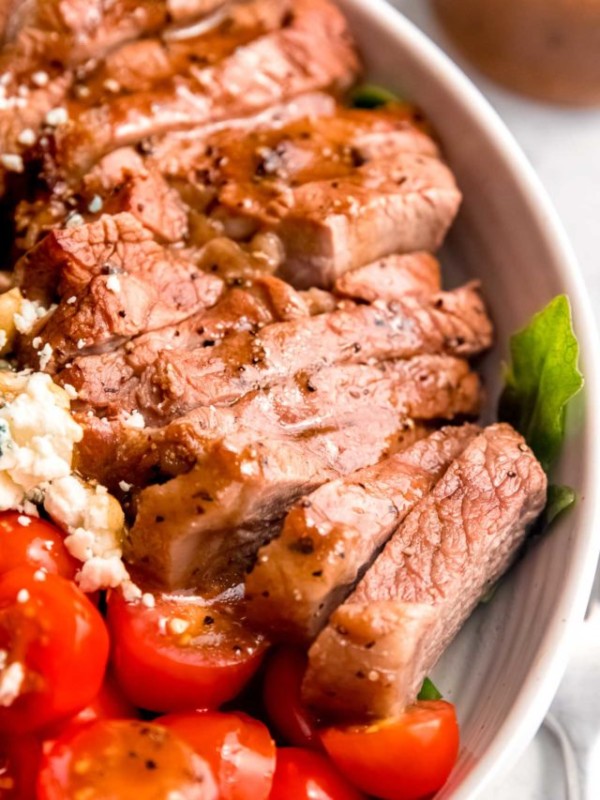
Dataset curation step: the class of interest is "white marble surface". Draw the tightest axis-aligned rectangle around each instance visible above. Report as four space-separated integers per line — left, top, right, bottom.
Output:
386 2 600 798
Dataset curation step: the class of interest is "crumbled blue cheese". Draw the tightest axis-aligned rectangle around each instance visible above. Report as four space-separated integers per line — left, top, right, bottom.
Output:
13 298 51 334
44 474 135 594
0 372 82 510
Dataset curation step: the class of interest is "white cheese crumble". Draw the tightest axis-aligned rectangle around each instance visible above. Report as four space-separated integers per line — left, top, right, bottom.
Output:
31 71 49 87
38 342 53 370
0 154 24 173
17 128 36 147
0 661 24 707
118 480 132 492
141 593 155 608
87 194 103 214
17 515 31 526
44 475 133 594
13 298 50 334
63 384 78 400
122 410 145 430
45 107 69 127
0 331 6 351
106 274 121 294
0 372 82 510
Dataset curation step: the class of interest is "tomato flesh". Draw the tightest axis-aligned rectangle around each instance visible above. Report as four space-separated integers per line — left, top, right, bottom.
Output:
159 710 275 800
0 734 43 800
0 512 77 579
0 567 109 734
37 719 217 800
108 590 268 712
321 701 460 800
263 647 321 748
269 747 364 800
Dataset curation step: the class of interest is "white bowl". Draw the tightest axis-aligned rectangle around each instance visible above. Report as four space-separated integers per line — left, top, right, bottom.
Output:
337 0 600 797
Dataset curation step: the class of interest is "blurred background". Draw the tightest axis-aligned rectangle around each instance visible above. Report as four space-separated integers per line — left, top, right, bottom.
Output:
388 2 600 798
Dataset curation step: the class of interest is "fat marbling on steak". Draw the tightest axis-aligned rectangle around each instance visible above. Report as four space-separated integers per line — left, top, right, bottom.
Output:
302 423 547 720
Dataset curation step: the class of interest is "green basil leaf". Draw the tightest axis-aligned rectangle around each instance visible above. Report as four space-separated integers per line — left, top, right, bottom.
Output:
498 294 583 471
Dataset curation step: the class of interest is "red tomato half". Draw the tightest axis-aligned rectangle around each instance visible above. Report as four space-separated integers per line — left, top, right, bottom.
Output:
37 720 217 800
0 567 109 734
0 512 77 579
42 670 139 746
269 748 364 800
108 590 268 712
0 734 43 800
321 701 460 800
159 711 276 800
263 647 321 748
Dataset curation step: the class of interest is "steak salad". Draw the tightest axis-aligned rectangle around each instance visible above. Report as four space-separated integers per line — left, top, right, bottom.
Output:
0 2 583 799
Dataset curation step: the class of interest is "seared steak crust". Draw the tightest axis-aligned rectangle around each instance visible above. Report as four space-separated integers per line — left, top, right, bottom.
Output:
303 423 547 720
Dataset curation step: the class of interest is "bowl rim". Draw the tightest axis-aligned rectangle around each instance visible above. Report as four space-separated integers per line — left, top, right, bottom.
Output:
337 0 600 797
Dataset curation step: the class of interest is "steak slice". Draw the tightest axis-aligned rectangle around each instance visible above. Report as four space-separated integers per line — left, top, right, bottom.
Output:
334 253 441 303
16 213 223 370
245 424 479 643
303 423 547 720
125 421 431 592
275 153 461 288
146 92 338 178
76 354 482 490
15 212 222 306
16 151 190 254
43 0 360 180
120 356 481 591
136 283 492 423
58 272 312 416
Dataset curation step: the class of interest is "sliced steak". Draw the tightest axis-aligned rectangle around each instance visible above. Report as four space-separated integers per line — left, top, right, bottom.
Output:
334 253 441 303
16 151 190 253
275 153 461 288
76 354 482 489
245 424 479 643
146 92 338 178
43 0 360 180
15 212 219 306
162 103 438 221
2 1 227 69
16 213 223 369
125 420 431 592
303 423 547 721
58 272 312 415
136 283 492 423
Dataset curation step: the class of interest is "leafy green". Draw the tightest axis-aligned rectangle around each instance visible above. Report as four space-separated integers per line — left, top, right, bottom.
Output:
544 484 577 526
349 83 403 109
417 677 442 701
499 295 583 471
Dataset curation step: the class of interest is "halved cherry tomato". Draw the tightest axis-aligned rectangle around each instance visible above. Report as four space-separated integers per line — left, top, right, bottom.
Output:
42 669 139 746
108 590 268 712
0 512 78 579
37 719 217 800
0 734 43 800
269 748 364 800
321 701 460 800
159 710 276 800
263 647 320 748
0 567 109 734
